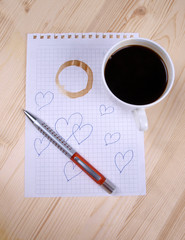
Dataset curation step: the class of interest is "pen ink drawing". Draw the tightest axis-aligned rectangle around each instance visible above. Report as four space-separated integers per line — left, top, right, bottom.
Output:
35 91 54 110
72 123 93 145
55 112 83 142
99 104 114 116
55 112 93 144
34 136 50 156
64 161 82 181
104 132 121 146
114 150 134 173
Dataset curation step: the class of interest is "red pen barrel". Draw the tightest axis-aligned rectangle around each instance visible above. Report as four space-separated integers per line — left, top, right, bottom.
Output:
70 152 106 185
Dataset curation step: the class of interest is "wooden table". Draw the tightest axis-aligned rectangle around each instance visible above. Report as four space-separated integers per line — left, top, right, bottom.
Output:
0 0 184 239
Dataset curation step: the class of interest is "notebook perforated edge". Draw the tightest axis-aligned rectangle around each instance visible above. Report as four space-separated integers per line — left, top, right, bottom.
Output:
31 33 137 40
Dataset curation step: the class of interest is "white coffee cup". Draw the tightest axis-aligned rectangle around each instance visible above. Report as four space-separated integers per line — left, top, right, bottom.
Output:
102 38 175 131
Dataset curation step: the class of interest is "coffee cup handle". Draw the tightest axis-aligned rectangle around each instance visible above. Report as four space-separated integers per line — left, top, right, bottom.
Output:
132 108 148 131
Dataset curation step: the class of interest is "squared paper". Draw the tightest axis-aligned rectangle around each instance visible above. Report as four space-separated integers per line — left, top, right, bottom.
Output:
25 33 146 197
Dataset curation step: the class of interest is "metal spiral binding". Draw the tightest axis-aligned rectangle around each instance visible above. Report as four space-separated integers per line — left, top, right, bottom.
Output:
32 33 134 40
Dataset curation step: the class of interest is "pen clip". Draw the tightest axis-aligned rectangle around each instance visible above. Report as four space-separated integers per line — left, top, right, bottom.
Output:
71 153 105 184
74 156 101 181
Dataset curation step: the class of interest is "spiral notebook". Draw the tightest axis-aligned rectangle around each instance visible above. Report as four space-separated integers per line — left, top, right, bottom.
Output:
25 33 146 197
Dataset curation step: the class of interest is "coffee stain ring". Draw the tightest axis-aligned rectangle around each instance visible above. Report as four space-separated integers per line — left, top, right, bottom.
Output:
55 60 93 98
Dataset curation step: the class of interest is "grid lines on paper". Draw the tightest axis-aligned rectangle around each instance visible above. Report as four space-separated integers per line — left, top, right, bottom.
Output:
30 36 142 196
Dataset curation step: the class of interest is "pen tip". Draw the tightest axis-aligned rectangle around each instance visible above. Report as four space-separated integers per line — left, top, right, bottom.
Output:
23 110 37 123
23 109 27 115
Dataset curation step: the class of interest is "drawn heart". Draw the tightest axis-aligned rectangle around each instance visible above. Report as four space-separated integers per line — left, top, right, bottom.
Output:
72 124 93 145
99 104 114 116
64 161 82 181
34 137 50 156
114 150 134 173
104 132 121 146
55 112 83 141
35 91 54 110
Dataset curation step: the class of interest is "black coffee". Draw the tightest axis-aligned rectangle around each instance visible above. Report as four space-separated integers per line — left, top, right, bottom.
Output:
104 45 168 105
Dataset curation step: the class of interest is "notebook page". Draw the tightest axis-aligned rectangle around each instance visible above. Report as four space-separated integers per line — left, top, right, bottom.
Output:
25 33 146 197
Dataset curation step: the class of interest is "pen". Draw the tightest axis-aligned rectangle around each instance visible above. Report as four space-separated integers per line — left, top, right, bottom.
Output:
24 110 116 194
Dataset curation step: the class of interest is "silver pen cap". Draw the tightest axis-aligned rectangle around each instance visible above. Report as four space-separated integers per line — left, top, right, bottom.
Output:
101 179 116 194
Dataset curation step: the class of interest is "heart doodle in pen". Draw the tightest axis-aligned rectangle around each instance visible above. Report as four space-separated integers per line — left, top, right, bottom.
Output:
35 91 54 110
72 123 93 145
55 112 83 141
64 161 82 181
114 150 134 173
104 132 121 146
34 136 50 156
99 104 114 116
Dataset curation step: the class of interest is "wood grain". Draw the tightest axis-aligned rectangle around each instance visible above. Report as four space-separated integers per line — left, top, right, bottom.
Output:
0 0 185 239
